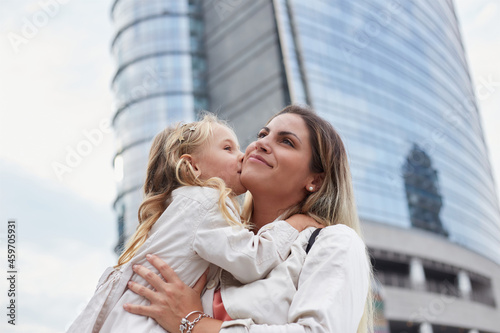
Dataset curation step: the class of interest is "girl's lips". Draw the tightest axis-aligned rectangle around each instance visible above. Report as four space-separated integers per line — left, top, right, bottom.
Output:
248 154 272 167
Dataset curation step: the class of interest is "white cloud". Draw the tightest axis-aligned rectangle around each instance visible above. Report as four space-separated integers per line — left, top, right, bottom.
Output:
0 0 116 204
455 0 500 200
472 2 498 28
0 160 117 333
0 239 115 333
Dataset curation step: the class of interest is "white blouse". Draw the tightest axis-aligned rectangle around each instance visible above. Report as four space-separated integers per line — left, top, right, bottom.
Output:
201 224 370 333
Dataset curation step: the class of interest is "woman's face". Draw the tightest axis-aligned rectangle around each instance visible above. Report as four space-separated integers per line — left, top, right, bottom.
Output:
241 113 317 204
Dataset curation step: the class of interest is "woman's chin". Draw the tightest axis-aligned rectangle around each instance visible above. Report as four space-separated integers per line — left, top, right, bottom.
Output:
240 171 261 189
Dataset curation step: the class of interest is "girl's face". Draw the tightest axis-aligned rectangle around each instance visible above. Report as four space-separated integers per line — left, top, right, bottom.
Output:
241 113 317 204
194 123 246 195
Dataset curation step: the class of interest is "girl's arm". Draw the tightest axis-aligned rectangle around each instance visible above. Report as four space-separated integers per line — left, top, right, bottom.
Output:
194 201 320 283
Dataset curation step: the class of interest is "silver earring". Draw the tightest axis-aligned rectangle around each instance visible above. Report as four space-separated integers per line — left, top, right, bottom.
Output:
309 186 314 191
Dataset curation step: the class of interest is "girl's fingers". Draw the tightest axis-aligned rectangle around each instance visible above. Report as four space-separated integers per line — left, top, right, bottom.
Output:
132 263 167 293
127 280 156 301
193 268 208 295
146 254 181 284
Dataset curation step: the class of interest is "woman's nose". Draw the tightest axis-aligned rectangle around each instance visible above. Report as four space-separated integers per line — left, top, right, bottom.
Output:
255 138 270 153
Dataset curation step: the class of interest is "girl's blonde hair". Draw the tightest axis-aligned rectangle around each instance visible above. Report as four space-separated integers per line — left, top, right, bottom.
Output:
242 105 374 333
117 113 246 267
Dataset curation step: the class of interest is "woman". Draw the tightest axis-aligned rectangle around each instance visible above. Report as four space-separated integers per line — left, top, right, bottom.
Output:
124 105 373 332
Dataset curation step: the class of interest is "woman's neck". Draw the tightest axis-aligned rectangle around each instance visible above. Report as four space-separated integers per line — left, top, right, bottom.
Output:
251 196 291 232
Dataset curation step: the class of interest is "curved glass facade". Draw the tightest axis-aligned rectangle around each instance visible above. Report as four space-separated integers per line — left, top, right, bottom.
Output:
276 0 500 263
111 0 205 252
110 0 500 264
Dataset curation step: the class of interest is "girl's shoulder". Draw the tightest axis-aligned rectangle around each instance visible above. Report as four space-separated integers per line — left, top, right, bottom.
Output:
172 186 223 209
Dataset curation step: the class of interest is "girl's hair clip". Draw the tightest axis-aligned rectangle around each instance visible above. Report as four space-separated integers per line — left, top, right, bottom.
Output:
179 124 196 143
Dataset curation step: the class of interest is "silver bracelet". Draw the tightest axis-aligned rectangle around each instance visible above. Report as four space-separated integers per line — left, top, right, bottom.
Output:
179 311 210 333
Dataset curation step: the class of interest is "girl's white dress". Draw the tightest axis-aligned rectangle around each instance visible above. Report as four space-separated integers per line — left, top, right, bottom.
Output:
67 186 299 333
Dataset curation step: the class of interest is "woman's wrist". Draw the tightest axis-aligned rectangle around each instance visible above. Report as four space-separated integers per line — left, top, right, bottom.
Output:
179 311 222 333
192 317 223 333
179 311 209 333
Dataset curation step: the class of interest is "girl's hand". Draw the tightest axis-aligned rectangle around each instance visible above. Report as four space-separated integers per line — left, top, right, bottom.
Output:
286 214 324 231
123 254 208 332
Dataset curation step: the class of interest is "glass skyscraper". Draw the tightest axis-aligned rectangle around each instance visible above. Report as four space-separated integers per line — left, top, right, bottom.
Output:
110 1 500 332
111 0 206 248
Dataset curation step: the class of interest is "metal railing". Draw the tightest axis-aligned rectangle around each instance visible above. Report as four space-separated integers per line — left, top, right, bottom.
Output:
375 271 495 307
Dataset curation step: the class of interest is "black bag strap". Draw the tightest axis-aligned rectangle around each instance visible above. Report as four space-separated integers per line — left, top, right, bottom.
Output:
305 228 322 254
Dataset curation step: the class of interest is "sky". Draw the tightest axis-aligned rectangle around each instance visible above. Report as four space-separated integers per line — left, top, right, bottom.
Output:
0 1 499 332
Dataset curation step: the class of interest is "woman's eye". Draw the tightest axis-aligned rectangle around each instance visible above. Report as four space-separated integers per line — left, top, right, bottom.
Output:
282 138 294 147
257 132 267 139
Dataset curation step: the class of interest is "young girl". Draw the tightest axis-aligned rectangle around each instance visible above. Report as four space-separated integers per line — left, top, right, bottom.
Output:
67 114 317 333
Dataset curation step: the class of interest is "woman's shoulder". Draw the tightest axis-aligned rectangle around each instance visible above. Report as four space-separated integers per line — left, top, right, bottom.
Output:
302 224 369 281
322 223 360 237
312 224 366 254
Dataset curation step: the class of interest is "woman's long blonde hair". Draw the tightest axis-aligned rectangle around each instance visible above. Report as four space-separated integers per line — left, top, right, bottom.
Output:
242 105 374 333
116 114 246 267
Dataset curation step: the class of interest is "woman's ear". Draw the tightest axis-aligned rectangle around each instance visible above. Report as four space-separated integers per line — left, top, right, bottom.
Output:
180 154 201 177
305 173 325 192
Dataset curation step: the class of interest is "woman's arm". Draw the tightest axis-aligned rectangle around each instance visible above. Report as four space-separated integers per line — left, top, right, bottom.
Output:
124 255 223 333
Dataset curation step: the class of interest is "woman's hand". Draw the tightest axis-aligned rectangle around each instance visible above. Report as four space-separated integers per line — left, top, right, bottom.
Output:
123 254 209 332
286 214 324 231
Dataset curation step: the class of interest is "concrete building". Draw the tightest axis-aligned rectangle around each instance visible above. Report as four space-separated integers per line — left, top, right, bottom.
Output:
110 1 500 331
